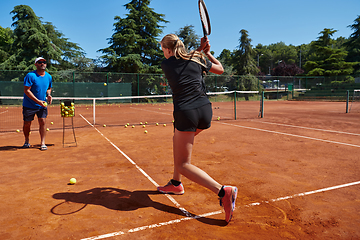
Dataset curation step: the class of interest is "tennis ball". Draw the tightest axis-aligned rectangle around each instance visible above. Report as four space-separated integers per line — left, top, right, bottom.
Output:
50 122 53 125
132 125 135 128
127 123 130 126
16 129 20 132
145 122 148 124
144 130 148 134
103 124 106 127
140 122 143 125
217 117 220 121
143 125 146 128
69 178 76 185
156 123 159 126
43 102 47 107
163 124 166 127
125 125 128 128
104 83 107 86
46 128 49 131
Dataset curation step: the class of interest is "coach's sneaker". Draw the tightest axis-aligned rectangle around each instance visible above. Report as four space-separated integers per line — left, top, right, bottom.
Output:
220 186 238 223
157 181 184 195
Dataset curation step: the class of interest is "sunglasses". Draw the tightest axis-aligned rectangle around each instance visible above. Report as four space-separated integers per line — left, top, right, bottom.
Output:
37 61 47 64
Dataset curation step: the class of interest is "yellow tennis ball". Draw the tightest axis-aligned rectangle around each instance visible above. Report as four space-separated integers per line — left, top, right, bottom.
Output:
50 122 54 125
143 125 146 128
217 117 220 121
144 130 148 134
69 178 76 184
46 128 49 131
163 124 166 127
104 83 107 86
156 123 159 126
43 102 47 107
103 124 106 127
16 129 20 132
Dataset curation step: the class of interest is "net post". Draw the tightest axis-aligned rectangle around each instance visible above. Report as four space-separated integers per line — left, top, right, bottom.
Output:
261 91 264 118
234 91 237 120
93 98 96 125
346 90 349 113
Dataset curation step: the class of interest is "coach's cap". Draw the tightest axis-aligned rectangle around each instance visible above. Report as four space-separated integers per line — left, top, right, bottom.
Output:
35 57 46 64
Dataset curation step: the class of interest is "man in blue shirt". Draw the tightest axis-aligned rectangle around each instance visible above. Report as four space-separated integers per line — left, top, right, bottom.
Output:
22 57 53 151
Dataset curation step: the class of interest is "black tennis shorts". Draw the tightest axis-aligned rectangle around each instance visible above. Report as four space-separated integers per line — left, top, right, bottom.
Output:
173 103 212 132
23 106 48 121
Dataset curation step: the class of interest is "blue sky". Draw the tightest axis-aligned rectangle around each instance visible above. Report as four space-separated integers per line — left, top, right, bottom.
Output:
1 0 359 59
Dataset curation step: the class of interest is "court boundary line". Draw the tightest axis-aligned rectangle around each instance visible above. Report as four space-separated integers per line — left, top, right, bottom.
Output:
220 122 360 148
80 180 360 240
253 120 360 136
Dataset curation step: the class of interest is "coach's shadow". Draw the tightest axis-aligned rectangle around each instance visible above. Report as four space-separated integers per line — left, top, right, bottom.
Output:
51 187 226 226
0 143 55 151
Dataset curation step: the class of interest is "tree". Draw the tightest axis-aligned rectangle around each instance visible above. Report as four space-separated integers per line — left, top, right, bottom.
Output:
43 21 85 69
99 0 168 73
344 15 360 74
232 29 259 75
304 28 355 76
175 25 200 51
8 5 60 70
272 61 304 76
0 5 84 71
0 26 14 64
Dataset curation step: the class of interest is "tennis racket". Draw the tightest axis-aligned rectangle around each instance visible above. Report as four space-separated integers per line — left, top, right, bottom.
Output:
198 0 211 37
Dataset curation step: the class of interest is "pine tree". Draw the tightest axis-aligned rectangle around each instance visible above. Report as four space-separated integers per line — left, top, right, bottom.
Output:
232 29 259 76
99 0 168 73
304 28 355 76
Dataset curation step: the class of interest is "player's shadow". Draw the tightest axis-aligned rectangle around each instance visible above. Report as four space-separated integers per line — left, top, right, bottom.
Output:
51 187 227 226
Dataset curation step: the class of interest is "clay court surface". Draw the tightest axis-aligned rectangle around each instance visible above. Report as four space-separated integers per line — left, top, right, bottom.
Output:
0 100 359 239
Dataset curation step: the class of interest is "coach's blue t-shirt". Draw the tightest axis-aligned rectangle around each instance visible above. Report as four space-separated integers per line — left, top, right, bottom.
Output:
23 71 52 109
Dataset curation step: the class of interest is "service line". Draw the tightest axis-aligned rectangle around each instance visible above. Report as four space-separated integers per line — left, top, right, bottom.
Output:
253 120 360 136
220 122 360 148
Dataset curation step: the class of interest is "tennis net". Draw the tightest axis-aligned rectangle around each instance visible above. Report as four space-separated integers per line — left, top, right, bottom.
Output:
0 91 262 132
349 89 360 113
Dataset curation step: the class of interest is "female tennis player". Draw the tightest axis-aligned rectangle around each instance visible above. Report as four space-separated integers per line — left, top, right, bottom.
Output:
158 34 238 223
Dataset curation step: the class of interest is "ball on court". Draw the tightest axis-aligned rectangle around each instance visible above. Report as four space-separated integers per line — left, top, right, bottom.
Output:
69 178 76 184
104 83 107 86
103 124 106 127
124 125 128 128
132 125 135 128
156 123 159 126
16 129 20 132
143 125 146 128
144 130 148 134
50 122 54 125
217 117 220 121
46 128 49 131
163 124 166 127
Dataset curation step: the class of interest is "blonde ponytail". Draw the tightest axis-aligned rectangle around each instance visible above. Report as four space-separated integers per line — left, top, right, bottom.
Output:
161 34 207 68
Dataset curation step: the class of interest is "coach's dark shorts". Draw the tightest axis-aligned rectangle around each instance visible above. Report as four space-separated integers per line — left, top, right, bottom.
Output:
173 103 212 132
23 106 48 121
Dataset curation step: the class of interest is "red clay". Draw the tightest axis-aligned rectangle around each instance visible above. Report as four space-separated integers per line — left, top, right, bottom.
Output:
0 101 359 239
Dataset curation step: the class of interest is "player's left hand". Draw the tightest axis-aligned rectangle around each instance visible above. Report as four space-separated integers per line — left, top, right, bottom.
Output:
47 95 52 104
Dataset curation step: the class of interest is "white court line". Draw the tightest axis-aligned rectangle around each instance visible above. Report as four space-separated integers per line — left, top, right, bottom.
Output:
0 110 9 114
79 114 192 214
129 106 172 116
220 122 360 148
253 120 360 136
81 180 360 240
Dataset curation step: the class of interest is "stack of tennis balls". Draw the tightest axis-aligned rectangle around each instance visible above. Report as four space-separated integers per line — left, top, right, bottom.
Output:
60 102 75 117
